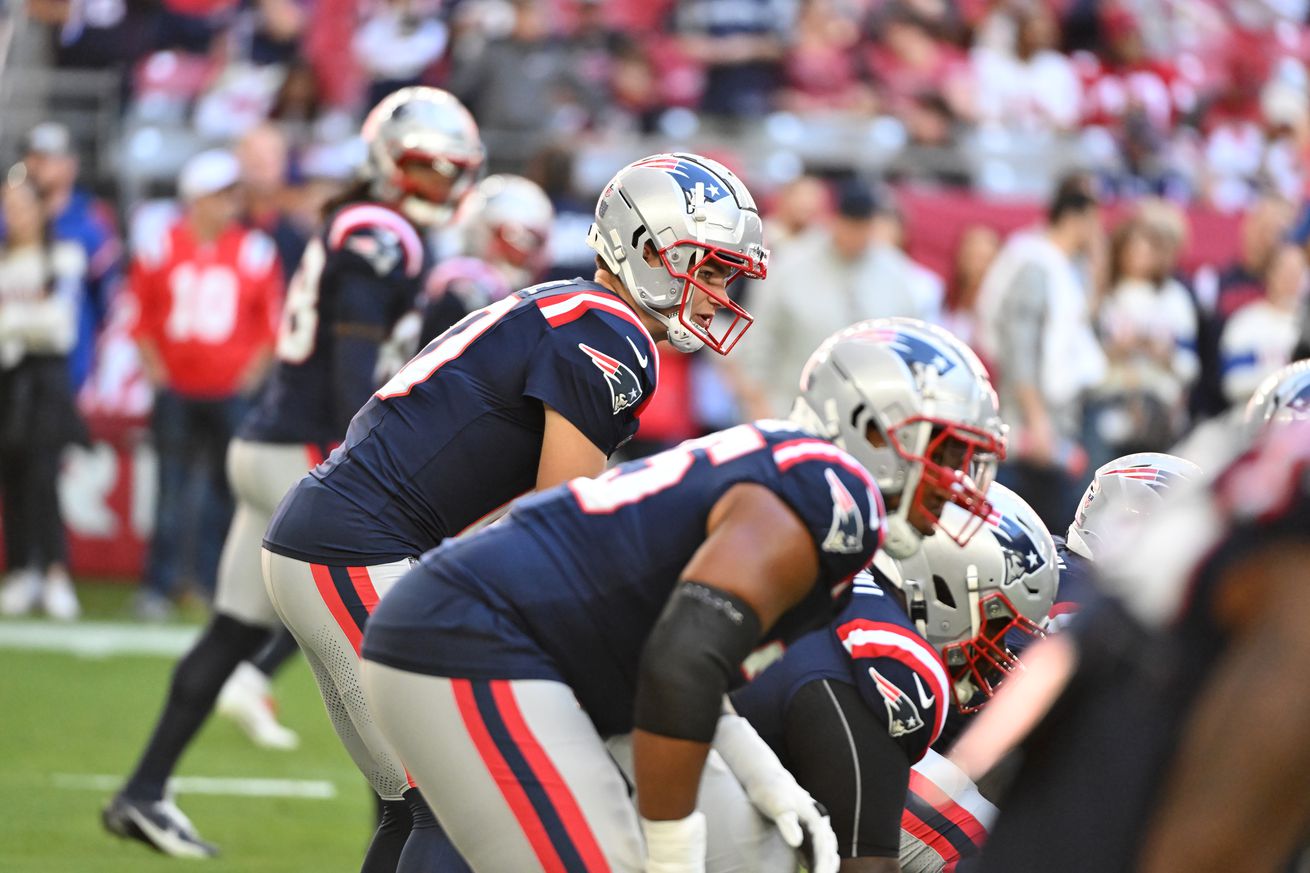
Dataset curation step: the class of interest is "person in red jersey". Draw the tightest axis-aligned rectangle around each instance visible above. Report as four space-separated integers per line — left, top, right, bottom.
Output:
127 148 281 617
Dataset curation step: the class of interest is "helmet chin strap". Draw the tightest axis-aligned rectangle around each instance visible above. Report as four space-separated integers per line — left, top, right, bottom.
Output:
882 514 923 559
398 194 454 228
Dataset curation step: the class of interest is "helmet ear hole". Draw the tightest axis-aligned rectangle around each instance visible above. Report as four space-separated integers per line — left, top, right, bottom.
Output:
932 574 957 609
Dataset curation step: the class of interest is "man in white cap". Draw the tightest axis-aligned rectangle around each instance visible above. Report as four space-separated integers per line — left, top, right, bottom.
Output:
126 148 283 620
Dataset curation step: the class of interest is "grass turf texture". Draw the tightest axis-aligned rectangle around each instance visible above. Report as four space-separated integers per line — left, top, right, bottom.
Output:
0 581 375 873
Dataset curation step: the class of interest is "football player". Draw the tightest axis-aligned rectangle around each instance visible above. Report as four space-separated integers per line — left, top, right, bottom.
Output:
975 416 1310 873
354 318 1007 872
375 173 555 380
260 152 768 872
945 451 1202 799
728 482 1057 873
103 87 484 859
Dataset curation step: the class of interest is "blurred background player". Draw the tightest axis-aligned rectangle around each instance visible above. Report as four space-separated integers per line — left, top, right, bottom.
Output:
356 318 1009 872
975 416 1310 873
261 151 768 873
0 167 91 620
103 87 483 858
376 172 554 378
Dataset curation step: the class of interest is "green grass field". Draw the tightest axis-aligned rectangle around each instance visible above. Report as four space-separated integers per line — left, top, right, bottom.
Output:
0 582 376 873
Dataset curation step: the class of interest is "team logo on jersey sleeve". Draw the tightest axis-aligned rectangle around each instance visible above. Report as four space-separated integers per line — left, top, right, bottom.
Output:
822 468 866 554
578 343 643 415
870 666 926 737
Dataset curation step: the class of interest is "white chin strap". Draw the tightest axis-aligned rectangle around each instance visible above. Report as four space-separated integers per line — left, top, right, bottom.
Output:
663 318 703 353
882 514 923 559
399 195 454 228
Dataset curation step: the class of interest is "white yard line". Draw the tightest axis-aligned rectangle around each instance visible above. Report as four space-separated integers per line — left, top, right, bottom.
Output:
0 620 199 657
53 774 337 799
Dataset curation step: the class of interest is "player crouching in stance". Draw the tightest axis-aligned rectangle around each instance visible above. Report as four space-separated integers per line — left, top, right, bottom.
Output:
729 482 1057 873
356 317 1006 872
260 153 767 873
102 86 483 858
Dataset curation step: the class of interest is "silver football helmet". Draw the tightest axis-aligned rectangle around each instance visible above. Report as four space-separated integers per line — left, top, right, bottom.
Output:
362 86 484 228
888 482 1057 711
462 174 555 289
1243 359 1310 427
1067 452 1203 563
792 318 1007 560
586 153 768 354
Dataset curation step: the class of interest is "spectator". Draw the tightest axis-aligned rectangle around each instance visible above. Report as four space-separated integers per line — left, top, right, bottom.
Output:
449 0 589 170
1090 216 1199 457
866 4 974 125
126 150 282 619
1220 241 1308 406
19 122 122 391
235 123 308 282
0 169 88 621
1191 192 1295 418
940 222 1000 349
353 0 448 109
778 0 875 114
731 178 927 418
762 173 832 250
977 174 1107 530
676 0 793 118
972 2 1082 134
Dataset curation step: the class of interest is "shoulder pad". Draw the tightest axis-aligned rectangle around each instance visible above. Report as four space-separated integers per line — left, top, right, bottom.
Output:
238 230 277 276
327 204 425 278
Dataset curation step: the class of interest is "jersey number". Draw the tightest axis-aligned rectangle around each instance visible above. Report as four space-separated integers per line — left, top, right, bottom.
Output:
166 264 238 343
276 239 326 363
376 293 521 399
572 425 765 514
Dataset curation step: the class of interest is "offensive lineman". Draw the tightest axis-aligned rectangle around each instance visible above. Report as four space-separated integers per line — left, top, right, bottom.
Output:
356 319 1007 871
262 153 769 872
103 87 484 860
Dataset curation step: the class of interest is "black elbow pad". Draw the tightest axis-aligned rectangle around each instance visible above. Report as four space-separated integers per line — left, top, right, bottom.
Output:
633 581 763 743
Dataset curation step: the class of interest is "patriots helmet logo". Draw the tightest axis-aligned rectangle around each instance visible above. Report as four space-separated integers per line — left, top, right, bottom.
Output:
987 508 1048 593
822 468 866 554
874 327 958 377
578 343 643 415
869 666 925 737
632 156 734 214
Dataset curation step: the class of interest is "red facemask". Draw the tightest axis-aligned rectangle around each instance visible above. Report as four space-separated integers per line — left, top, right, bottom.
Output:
942 591 1046 713
657 240 767 355
887 418 1006 548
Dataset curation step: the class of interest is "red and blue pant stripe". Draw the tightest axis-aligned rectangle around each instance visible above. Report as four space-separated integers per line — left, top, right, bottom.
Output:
453 678 610 873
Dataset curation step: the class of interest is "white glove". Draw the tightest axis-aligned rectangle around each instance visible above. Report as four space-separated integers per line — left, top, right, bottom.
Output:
712 709 840 873
641 811 707 873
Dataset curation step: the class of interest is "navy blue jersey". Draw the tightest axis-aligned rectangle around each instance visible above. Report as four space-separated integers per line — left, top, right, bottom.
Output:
979 423 1310 873
264 279 660 564
240 202 429 447
732 571 949 767
361 422 884 736
1047 536 1097 629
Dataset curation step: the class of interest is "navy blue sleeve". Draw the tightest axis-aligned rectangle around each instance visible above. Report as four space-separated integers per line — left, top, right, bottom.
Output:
328 240 416 437
523 316 652 455
768 436 885 586
830 578 950 762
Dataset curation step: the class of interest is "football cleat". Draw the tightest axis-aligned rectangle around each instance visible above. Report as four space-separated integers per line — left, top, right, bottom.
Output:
217 662 300 751
0 569 41 617
102 792 219 858
42 571 81 621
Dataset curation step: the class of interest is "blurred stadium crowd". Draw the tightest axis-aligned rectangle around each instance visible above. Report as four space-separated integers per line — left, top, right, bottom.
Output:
1 0 1310 613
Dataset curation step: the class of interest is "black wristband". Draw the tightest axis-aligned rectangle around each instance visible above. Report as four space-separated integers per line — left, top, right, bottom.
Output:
633 581 763 743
